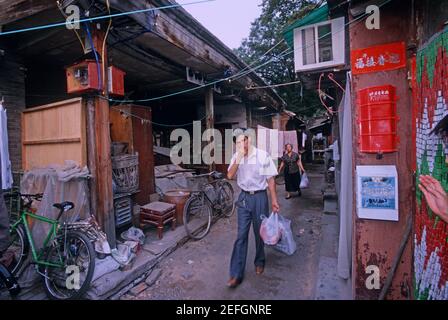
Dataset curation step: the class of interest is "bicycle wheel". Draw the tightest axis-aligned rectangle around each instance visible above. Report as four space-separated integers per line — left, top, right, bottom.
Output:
183 195 212 240
43 230 95 300
220 181 235 217
275 174 285 185
5 225 28 275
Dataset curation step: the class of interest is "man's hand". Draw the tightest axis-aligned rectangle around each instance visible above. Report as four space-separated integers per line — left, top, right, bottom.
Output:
235 151 244 164
271 199 280 213
419 175 448 223
228 151 244 180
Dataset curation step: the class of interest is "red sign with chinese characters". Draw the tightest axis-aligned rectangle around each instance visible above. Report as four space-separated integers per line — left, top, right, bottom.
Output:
350 42 406 75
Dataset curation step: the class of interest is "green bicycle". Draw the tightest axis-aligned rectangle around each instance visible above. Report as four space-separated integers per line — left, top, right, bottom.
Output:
6 193 95 300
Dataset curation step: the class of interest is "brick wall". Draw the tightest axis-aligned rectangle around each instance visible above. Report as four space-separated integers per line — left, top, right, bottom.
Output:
0 47 26 172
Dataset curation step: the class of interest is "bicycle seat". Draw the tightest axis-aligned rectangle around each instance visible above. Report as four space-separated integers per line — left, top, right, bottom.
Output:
53 202 75 212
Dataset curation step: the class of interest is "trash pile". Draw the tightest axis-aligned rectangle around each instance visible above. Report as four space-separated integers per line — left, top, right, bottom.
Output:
111 227 145 269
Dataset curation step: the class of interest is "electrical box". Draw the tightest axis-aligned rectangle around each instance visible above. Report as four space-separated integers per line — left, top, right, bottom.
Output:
66 60 100 94
108 66 126 97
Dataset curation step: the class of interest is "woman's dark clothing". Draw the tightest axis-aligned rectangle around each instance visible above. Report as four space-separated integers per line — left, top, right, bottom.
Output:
282 152 301 192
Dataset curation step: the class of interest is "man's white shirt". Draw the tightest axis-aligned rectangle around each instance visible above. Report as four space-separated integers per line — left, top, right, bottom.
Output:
228 147 278 192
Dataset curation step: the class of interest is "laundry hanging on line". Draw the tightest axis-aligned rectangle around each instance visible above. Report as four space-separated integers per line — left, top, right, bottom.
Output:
257 125 299 158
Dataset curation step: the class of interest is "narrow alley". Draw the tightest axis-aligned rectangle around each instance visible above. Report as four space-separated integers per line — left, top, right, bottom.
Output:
120 164 337 300
2 0 448 305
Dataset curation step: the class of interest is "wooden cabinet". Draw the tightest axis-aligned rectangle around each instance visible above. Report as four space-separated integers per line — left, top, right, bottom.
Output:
109 105 155 205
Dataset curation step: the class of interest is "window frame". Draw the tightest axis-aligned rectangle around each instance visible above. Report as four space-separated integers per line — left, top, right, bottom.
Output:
293 16 345 72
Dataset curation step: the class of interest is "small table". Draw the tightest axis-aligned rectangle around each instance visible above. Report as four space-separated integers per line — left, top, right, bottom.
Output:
140 202 176 239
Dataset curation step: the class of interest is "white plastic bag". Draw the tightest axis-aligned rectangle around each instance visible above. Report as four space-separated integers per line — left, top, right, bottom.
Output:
121 227 145 245
300 172 310 189
274 215 297 255
260 212 281 245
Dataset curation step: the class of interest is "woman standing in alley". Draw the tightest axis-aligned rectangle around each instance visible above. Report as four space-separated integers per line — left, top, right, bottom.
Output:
279 144 305 199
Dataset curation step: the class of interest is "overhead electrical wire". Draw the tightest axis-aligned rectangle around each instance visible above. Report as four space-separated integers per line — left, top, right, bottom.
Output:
106 47 294 103
246 80 302 90
111 105 207 127
106 0 390 104
56 0 86 52
84 23 103 91
236 39 287 76
8 0 393 124
114 0 393 122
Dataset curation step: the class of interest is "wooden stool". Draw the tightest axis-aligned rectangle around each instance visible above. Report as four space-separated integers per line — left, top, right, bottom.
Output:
140 202 176 239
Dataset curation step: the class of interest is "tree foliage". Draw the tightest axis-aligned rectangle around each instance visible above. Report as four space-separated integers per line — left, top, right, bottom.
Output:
235 0 323 118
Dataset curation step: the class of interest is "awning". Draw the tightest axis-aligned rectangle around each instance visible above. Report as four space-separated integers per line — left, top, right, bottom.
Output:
283 3 329 48
307 116 331 132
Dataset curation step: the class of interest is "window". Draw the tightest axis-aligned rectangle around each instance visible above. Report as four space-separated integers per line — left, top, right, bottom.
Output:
302 28 316 65
318 24 333 62
293 17 345 72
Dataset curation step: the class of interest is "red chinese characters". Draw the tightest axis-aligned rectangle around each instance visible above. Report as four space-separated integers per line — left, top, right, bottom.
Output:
351 42 406 75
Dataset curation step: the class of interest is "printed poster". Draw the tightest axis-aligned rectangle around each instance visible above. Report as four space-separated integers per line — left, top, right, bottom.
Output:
356 165 399 221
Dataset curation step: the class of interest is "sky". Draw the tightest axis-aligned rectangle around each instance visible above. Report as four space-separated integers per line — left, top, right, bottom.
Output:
182 0 263 49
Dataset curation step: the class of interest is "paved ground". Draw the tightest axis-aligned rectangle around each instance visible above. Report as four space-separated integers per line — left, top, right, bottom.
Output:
122 164 331 300
1 164 351 300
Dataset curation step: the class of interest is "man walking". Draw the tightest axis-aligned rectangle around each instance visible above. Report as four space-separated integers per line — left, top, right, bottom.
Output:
227 130 280 288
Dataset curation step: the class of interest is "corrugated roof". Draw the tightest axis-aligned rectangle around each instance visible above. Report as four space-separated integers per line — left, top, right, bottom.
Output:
283 3 329 48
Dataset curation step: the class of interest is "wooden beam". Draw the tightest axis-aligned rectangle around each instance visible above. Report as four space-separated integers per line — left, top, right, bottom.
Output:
246 105 254 129
85 28 116 248
23 137 81 145
104 0 283 109
86 98 99 238
93 96 115 247
16 28 61 51
109 41 185 78
0 0 57 26
106 0 226 70
205 87 215 172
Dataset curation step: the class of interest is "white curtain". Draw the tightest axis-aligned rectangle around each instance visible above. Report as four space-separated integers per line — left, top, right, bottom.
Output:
337 73 353 280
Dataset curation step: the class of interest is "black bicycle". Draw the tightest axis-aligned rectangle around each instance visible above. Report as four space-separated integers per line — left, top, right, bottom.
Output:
183 171 235 240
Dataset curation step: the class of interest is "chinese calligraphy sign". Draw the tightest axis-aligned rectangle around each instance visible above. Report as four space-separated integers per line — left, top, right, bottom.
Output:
351 42 406 75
